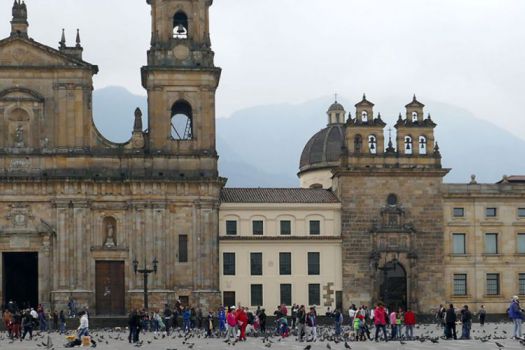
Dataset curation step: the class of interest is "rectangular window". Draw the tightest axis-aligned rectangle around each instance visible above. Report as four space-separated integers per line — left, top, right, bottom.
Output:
251 284 263 306
308 284 320 306
280 284 292 306
485 233 498 254
223 252 235 276
519 208 525 218
252 220 264 235
452 233 466 254
486 273 500 295
518 234 525 254
250 252 263 276
453 274 467 296
520 274 525 295
280 220 291 235
279 252 292 275
486 208 497 217
223 291 236 307
308 252 320 275
178 235 188 263
453 208 465 217
309 220 321 235
226 220 237 235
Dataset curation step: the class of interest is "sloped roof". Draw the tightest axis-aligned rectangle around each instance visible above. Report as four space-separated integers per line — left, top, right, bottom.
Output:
0 35 98 73
220 188 340 204
497 176 525 184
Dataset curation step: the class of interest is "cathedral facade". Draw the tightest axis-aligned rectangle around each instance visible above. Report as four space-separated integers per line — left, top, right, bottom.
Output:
0 0 222 313
1 1 524 316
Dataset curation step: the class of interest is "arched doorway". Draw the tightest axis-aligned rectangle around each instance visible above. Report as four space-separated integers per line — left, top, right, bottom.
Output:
379 261 407 312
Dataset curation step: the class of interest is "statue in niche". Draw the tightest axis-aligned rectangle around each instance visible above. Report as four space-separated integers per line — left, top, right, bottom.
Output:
15 124 24 147
104 221 116 248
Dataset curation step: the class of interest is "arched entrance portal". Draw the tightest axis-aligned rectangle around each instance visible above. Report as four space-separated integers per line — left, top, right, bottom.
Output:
379 261 407 312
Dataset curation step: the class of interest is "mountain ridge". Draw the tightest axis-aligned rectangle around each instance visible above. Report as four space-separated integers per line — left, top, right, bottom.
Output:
92 86 525 187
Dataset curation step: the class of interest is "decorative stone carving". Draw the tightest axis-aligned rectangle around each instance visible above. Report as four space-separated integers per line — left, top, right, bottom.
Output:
5 204 34 228
14 124 24 147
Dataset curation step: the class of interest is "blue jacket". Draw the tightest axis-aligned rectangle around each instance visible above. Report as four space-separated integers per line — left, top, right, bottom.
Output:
218 310 226 322
508 301 523 320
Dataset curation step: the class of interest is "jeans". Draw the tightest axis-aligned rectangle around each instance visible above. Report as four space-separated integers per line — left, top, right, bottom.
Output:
60 321 66 334
390 325 398 339
335 322 341 337
405 325 414 339
374 324 388 341
514 318 522 338
461 320 471 339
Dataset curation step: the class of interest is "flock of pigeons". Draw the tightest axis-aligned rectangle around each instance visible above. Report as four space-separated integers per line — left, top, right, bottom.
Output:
0 323 522 349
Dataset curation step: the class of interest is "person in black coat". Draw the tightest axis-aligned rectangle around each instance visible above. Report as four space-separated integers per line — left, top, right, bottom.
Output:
128 310 140 343
259 309 267 334
445 304 457 340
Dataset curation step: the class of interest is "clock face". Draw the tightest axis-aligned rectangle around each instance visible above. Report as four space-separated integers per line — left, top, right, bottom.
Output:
174 44 190 60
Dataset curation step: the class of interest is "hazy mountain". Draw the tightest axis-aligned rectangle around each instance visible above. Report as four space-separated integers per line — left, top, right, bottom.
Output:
91 86 525 187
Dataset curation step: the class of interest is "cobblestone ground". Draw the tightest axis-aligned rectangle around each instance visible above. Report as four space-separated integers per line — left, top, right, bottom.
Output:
1 323 524 349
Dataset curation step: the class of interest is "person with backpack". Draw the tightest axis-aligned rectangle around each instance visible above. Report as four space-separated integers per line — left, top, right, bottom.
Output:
306 307 317 342
509 296 524 340
478 305 487 326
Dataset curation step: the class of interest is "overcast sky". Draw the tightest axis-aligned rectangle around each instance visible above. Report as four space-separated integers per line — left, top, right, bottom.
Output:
2 0 524 139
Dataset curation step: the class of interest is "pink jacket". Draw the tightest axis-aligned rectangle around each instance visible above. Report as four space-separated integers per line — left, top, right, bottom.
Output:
389 312 397 325
227 312 237 327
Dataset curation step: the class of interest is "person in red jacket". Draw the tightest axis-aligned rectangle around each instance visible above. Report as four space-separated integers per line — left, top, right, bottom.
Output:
404 308 416 340
373 303 388 342
236 307 248 341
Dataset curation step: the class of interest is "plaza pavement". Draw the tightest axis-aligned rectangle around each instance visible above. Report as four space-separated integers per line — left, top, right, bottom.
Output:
0 322 524 349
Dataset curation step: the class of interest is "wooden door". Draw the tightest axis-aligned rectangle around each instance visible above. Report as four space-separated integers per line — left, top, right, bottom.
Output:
95 261 125 315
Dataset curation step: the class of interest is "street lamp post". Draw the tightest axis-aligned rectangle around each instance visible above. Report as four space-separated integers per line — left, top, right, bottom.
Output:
133 257 158 311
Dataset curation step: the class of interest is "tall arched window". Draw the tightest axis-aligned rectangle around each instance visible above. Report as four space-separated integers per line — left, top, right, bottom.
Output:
368 135 377 154
173 11 188 39
361 111 368 122
171 101 193 140
354 135 363 153
419 136 427 155
412 111 418 122
404 136 413 155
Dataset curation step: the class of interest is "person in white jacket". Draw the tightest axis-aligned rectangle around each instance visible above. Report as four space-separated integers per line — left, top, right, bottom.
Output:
66 311 96 348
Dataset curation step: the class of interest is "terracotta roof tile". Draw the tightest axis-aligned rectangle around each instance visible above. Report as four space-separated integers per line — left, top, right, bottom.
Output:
220 188 340 204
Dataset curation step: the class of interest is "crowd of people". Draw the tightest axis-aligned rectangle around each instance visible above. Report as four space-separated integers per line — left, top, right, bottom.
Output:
2 296 525 347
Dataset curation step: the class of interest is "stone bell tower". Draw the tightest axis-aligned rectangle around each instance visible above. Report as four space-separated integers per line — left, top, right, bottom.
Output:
142 0 220 168
333 95 449 313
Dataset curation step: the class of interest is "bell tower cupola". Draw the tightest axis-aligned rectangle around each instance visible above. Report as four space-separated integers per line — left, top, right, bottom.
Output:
327 98 346 125
146 0 215 68
142 0 221 158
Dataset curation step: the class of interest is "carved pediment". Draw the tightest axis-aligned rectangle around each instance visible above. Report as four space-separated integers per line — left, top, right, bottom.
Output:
0 37 96 71
0 87 44 102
